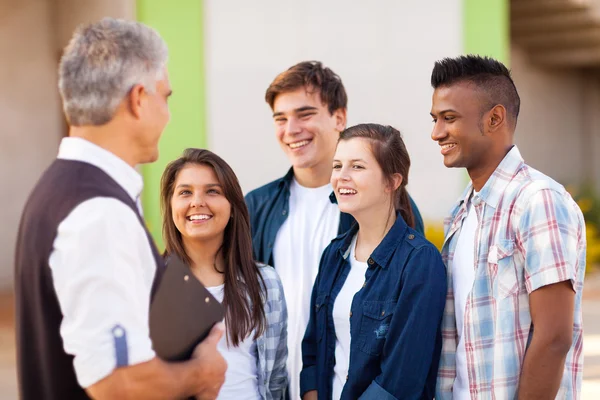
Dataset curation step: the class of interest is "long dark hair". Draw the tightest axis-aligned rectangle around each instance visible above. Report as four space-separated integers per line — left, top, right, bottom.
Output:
338 124 415 228
160 148 266 346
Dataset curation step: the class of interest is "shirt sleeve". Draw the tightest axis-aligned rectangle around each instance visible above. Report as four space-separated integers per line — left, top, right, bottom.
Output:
517 188 585 294
48 198 156 388
269 270 289 399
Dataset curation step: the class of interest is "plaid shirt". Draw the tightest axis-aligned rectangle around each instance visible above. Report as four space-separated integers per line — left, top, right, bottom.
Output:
256 265 289 400
436 146 586 400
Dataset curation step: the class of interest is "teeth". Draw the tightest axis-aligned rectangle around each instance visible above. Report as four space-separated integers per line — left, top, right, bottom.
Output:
339 188 357 194
188 214 211 221
442 144 456 150
289 140 310 149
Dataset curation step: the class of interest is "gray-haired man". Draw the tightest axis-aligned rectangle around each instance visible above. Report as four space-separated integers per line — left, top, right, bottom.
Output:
14 18 225 400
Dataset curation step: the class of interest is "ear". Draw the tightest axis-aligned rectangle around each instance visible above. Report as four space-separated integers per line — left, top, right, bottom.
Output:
333 107 347 132
487 104 506 133
127 84 146 120
387 173 403 192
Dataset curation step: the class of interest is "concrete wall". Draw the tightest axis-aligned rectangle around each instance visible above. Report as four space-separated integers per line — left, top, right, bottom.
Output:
204 0 466 222
54 0 135 51
510 45 599 188
0 0 135 290
0 0 63 289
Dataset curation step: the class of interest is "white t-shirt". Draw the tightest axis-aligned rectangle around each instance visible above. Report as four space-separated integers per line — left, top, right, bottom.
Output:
206 284 260 400
332 234 368 400
273 178 340 400
48 137 156 388
452 193 478 400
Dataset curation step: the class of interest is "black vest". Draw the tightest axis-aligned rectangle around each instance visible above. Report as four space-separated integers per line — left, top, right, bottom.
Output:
14 159 165 400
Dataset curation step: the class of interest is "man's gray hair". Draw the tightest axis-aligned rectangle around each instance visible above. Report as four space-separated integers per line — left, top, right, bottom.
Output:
58 18 168 126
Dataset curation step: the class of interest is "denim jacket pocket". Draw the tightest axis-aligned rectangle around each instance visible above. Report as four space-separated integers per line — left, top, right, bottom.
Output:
357 300 395 356
489 239 519 299
314 294 328 342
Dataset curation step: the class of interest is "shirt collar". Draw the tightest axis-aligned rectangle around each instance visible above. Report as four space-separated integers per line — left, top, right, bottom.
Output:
278 168 295 190
280 167 339 204
337 213 408 269
452 145 524 210
57 137 143 201
477 145 524 209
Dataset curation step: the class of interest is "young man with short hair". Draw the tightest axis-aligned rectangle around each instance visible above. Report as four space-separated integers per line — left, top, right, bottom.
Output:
430 55 585 400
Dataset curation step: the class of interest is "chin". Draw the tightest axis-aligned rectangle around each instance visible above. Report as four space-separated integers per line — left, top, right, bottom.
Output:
142 149 160 164
337 201 356 215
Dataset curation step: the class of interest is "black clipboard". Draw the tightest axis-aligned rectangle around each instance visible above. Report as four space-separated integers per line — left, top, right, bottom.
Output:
149 255 225 362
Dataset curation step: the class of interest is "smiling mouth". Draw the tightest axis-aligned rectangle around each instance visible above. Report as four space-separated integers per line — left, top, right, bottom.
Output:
440 143 457 155
288 139 311 150
441 143 456 150
339 188 357 195
187 214 212 222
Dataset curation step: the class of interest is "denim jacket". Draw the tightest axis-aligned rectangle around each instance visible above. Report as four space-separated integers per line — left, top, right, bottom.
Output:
245 169 424 267
300 216 446 400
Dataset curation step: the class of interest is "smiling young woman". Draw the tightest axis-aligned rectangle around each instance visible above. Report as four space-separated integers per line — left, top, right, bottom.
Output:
160 148 288 400
300 124 447 400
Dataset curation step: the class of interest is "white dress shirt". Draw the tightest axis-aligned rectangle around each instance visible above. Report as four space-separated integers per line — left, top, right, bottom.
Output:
48 137 157 388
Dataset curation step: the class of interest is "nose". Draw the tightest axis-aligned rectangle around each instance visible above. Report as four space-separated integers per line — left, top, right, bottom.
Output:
190 193 206 208
431 120 446 142
339 166 351 182
285 117 302 136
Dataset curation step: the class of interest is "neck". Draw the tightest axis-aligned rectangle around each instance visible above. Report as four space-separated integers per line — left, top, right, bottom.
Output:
468 144 514 192
354 201 397 249
70 123 138 168
293 160 333 188
182 235 225 286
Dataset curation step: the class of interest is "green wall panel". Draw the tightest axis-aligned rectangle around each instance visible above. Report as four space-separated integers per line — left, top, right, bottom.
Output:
137 0 207 249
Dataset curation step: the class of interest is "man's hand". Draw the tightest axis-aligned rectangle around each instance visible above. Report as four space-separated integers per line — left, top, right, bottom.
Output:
192 323 227 400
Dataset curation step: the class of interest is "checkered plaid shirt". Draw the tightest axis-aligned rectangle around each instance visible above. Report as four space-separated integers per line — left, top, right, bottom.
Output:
256 264 288 400
435 146 586 400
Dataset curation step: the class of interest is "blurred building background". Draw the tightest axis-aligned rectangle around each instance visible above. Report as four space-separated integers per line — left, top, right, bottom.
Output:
1 0 600 397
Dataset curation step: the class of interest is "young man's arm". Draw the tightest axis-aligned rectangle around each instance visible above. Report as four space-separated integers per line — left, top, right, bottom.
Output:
515 188 583 398
517 281 574 399
87 324 226 400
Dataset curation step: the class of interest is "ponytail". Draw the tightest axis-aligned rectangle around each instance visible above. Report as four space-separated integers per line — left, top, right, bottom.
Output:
396 186 414 229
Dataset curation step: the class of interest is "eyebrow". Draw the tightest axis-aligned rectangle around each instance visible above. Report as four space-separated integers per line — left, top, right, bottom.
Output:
430 109 458 117
174 183 222 189
273 106 319 118
332 158 368 163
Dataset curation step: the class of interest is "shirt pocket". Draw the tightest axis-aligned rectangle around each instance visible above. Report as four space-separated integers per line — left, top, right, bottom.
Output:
314 293 329 342
489 239 519 299
356 300 395 356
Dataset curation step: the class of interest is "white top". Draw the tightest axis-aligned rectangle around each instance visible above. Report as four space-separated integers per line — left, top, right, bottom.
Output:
332 234 368 400
273 178 340 399
452 193 478 400
48 137 156 388
206 284 261 400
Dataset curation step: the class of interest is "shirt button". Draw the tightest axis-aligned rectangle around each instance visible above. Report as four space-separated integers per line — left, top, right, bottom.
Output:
381 311 385 316
282 210 287 216
346 375 349 381
113 327 124 338
408 234 415 240
349 311 353 317
362 282 366 288
368 258 374 265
